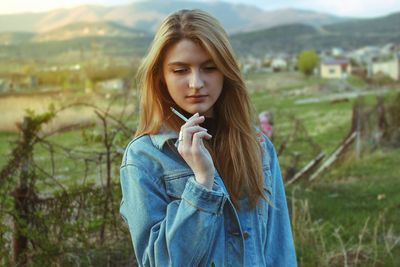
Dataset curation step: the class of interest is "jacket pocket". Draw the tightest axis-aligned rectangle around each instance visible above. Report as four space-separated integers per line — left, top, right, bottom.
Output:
163 170 193 199
258 166 273 224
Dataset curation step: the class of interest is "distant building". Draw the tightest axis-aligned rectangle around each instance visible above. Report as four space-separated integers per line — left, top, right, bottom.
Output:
380 43 396 55
371 54 400 81
271 58 288 72
332 47 345 57
320 59 351 79
348 46 380 72
97 78 128 90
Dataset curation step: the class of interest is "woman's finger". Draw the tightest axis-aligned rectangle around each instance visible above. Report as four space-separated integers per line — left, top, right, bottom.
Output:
181 113 205 129
192 131 212 150
180 125 208 146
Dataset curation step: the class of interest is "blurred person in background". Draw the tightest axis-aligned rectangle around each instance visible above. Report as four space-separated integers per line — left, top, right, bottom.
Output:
259 111 274 139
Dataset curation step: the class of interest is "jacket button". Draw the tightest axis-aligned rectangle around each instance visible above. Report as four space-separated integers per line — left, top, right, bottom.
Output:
243 231 250 240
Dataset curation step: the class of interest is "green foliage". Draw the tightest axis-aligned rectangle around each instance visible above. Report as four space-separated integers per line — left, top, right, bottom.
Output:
297 50 320 76
84 65 130 83
0 102 136 265
369 72 395 86
347 75 367 88
385 92 400 146
0 36 152 63
37 69 83 87
25 104 55 125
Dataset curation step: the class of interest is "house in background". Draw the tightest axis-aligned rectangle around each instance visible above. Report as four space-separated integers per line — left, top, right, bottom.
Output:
271 58 288 72
347 46 380 76
371 53 400 81
320 58 352 79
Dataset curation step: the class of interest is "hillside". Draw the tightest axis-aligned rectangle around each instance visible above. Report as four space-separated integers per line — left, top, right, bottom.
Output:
325 12 400 35
231 24 320 55
32 21 148 42
0 32 34 45
0 35 152 63
230 11 400 55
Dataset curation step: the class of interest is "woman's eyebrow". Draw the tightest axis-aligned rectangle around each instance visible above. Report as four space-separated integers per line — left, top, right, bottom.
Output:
167 59 214 66
201 60 215 65
167 61 188 66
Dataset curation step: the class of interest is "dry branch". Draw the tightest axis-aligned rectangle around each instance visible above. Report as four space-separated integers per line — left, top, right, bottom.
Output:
286 152 325 185
309 131 357 182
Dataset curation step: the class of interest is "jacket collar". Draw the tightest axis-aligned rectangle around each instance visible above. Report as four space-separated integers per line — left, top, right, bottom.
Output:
149 126 178 150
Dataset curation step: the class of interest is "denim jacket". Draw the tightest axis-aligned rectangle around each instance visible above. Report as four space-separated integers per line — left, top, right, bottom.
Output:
120 127 297 267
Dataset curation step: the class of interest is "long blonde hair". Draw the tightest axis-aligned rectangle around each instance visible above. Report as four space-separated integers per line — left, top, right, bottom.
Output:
135 9 264 209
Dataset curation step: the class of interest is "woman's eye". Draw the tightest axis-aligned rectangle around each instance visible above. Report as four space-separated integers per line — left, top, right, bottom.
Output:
203 66 217 72
172 68 188 74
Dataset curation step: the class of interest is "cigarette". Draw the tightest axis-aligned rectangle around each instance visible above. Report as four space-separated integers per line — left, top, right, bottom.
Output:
170 107 189 122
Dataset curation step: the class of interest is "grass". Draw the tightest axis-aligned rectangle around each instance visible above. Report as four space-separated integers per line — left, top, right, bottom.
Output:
318 149 400 229
248 72 400 266
290 149 400 266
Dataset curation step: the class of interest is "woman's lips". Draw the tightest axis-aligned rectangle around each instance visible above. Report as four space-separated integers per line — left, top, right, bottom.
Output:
186 95 207 103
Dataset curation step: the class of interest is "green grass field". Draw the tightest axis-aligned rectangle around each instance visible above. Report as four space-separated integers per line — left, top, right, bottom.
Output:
250 72 400 266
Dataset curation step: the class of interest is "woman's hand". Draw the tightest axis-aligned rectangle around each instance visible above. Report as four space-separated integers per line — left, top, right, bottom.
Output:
177 113 214 189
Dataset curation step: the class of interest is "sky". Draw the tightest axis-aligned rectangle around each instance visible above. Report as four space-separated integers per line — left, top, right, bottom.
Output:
1 0 399 18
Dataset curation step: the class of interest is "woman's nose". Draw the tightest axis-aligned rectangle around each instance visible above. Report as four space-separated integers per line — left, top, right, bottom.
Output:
189 71 204 89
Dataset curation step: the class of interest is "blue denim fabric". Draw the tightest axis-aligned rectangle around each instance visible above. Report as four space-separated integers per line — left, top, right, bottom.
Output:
120 126 297 266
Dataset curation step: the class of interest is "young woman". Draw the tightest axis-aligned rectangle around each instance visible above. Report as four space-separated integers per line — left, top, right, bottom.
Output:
120 9 297 266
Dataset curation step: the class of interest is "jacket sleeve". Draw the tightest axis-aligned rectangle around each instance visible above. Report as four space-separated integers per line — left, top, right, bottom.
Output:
120 163 226 267
264 139 298 266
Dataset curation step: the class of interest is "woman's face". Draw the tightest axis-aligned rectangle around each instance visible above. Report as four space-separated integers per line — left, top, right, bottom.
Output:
162 39 224 117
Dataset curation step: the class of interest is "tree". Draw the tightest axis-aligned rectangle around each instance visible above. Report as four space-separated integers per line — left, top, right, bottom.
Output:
297 50 319 76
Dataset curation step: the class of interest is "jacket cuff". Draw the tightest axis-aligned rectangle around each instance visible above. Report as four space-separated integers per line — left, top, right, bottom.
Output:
182 177 227 214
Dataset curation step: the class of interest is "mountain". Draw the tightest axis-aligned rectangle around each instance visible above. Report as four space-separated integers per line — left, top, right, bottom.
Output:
0 1 346 34
231 24 320 55
32 21 148 42
324 12 400 35
241 8 345 32
0 21 149 45
231 12 400 55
